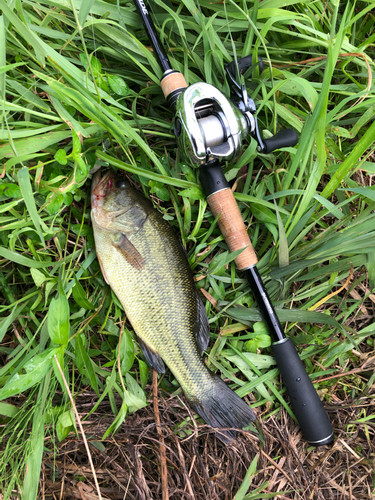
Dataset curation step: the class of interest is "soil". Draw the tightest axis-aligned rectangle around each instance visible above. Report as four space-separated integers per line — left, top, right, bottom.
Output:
39 387 375 500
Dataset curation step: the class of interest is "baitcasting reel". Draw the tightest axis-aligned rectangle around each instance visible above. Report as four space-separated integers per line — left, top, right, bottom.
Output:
173 56 298 166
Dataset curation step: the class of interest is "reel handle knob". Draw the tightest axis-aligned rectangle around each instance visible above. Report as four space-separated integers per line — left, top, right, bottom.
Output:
227 55 264 81
261 129 298 154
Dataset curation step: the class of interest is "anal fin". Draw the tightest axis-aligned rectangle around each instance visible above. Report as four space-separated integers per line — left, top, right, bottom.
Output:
137 337 165 373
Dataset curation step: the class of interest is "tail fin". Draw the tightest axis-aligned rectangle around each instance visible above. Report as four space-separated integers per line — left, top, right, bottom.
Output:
187 375 256 443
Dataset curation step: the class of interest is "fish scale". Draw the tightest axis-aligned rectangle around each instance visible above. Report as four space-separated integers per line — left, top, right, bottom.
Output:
91 170 256 441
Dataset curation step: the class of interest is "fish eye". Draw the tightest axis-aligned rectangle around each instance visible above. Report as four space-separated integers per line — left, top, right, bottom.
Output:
116 180 126 188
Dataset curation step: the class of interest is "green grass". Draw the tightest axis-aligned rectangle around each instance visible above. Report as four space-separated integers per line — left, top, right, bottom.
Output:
1 0 375 498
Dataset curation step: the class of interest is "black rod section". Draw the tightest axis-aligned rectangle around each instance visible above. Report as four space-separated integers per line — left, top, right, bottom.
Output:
133 0 172 73
272 338 334 445
245 266 286 343
245 266 334 445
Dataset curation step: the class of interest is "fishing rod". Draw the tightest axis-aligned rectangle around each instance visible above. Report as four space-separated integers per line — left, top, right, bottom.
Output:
133 0 334 446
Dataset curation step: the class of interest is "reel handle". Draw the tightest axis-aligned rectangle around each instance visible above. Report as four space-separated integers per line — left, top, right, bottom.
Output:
261 129 298 154
227 55 264 81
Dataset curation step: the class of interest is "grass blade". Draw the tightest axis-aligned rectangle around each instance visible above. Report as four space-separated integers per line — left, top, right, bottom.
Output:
18 167 46 246
0 15 5 101
234 454 259 500
321 119 375 199
78 0 96 27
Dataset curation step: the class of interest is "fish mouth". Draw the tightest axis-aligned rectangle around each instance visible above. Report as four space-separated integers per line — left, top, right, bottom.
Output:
91 170 116 205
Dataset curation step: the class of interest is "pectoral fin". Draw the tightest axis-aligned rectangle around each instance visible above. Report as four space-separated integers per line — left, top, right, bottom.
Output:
112 233 144 270
137 337 165 373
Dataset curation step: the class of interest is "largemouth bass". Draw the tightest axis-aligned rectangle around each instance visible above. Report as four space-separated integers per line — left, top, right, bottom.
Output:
91 170 255 441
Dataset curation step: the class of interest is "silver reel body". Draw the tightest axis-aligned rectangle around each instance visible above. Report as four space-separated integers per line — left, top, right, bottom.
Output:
174 82 255 166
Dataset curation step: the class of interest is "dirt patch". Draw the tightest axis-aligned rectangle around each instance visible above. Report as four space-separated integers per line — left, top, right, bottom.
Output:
40 389 375 500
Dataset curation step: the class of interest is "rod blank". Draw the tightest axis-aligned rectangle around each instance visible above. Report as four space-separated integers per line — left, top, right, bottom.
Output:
133 0 172 73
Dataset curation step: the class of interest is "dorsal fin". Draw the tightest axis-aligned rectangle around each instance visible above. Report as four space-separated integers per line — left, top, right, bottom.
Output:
193 292 210 356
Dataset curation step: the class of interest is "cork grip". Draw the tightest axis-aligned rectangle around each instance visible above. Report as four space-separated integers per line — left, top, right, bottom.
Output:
160 72 187 98
208 188 258 270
